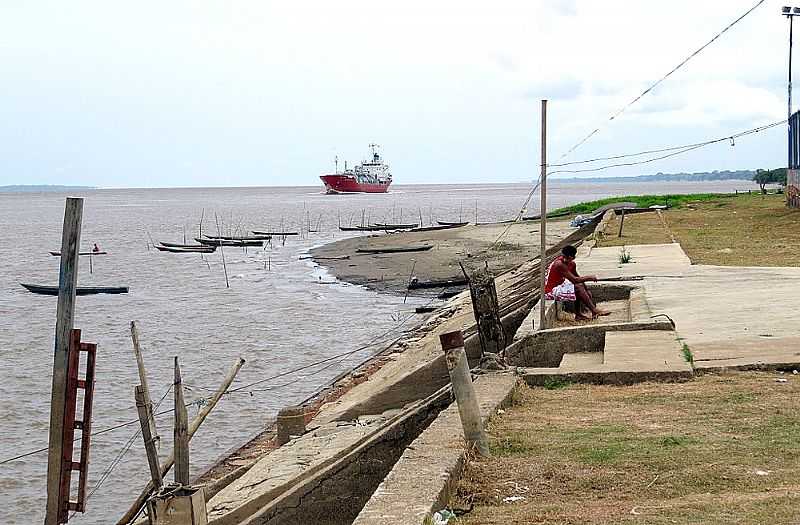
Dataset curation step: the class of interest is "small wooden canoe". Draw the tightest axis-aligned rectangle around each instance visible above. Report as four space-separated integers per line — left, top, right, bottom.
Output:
196 238 265 247
409 223 467 232
436 221 469 227
159 241 210 248
371 223 419 230
408 277 468 290
203 235 272 241
251 230 299 236
49 251 108 256
356 245 433 254
21 283 129 296
156 245 216 253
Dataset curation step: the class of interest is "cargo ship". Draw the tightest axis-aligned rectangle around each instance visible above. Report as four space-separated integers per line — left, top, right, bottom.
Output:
320 144 392 194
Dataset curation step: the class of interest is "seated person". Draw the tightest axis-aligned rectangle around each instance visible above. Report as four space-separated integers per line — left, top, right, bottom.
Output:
544 244 609 321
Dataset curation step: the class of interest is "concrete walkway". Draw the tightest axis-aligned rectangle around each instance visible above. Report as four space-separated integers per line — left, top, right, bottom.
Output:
581 243 800 371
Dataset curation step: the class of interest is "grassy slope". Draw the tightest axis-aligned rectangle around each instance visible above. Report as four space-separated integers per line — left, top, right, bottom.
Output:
597 193 800 266
454 373 800 525
549 193 736 216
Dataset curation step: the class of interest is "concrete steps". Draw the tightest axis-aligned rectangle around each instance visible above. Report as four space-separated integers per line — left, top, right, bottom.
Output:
602 330 689 372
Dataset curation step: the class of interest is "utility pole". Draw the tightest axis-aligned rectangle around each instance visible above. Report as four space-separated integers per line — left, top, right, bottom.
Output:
46 197 83 525
539 100 548 331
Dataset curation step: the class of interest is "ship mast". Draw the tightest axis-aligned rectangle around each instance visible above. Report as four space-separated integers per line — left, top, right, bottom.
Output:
369 143 380 163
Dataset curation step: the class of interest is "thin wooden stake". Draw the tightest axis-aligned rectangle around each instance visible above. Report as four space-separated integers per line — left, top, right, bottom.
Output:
117 357 246 525
130 321 158 449
46 197 83 525
539 99 548 331
617 209 626 238
214 213 229 288
135 386 163 489
173 357 189 485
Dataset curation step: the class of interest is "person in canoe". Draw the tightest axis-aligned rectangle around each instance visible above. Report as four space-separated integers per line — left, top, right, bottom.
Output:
544 244 610 321
93 243 101 253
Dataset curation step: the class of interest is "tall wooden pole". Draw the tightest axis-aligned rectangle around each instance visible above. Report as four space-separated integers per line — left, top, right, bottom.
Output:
130 321 158 449
46 197 83 525
539 100 548 331
173 357 190 485
135 386 163 489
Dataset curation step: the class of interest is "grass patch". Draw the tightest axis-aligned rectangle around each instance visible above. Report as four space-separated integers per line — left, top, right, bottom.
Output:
542 377 571 390
549 193 734 216
681 343 694 366
453 372 800 524
595 194 800 266
618 246 632 264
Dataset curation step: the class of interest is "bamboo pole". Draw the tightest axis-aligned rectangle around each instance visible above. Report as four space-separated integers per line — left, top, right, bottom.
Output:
45 197 83 525
173 357 189 485
135 386 163 489
214 213 229 288
117 357 245 525
539 99 548 331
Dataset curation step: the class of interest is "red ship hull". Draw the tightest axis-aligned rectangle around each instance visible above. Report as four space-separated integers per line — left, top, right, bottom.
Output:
320 174 391 194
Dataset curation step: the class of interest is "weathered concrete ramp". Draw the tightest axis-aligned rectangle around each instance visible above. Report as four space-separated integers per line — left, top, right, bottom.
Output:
353 373 518 525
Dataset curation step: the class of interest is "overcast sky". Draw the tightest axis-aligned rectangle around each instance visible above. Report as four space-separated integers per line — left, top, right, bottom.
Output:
0 0 790 187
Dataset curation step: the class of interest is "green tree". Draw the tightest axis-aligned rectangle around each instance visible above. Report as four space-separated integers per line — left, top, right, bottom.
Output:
753 168 787 193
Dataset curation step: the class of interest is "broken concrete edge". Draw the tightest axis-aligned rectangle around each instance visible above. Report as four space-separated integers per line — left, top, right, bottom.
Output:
694 361 800 373
521 368 693 386
352 374 520 525
207 385 455 525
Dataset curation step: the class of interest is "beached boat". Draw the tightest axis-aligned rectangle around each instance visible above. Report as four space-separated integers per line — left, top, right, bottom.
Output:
436 221 469 227
321 144 392 194
196 238 265 247
356 245 433 254
156 245 216 253
408 277 468 289
372 223 419 230
159 241 211 248
21 283 129 296
409 223 467 232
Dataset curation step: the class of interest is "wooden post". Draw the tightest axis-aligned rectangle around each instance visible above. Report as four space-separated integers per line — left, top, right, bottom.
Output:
46 197 83 525
135 386 163 489
173 357 190 485
539 100 548 331
130 321 158 449
440 331 489 456
462 264 506 358
617 209 626 238
117 357 245 524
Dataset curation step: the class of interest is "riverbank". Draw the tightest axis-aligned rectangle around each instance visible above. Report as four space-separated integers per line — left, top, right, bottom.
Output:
310 221 575 295
448 191 800 524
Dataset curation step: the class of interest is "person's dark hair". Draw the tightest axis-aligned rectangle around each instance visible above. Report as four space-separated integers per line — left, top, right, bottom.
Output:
561 245 577 258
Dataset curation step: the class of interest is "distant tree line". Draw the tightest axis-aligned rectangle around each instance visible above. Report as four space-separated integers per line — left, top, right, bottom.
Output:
555 170 756 184
752 168 787 193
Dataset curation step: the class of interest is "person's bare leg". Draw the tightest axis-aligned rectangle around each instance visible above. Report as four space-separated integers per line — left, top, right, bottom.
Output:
576 283 609 317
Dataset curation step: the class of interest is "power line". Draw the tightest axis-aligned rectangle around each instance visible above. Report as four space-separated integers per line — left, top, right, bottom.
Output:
559 0 768 160
548 120 785 175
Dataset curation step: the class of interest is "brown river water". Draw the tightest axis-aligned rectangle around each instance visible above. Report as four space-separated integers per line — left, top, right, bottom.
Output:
0 181 754 524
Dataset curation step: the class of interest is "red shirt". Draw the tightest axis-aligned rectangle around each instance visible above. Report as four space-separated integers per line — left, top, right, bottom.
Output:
545 255 576 293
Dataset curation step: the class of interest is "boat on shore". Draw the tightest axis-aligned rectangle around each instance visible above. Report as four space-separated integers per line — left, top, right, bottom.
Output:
251 230 298 236
356 245 433 254
436 221 470 227
20 283 129 296
321 144 392 194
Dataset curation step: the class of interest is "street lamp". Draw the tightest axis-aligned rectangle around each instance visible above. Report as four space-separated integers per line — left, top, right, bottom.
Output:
783 7 800 168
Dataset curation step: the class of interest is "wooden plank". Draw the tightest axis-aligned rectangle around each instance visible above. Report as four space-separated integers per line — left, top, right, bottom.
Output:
75 342 97 512
116 357 246 524
130 321 158 450
173 357 190 485
46 197 83 525
135 386 163 489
